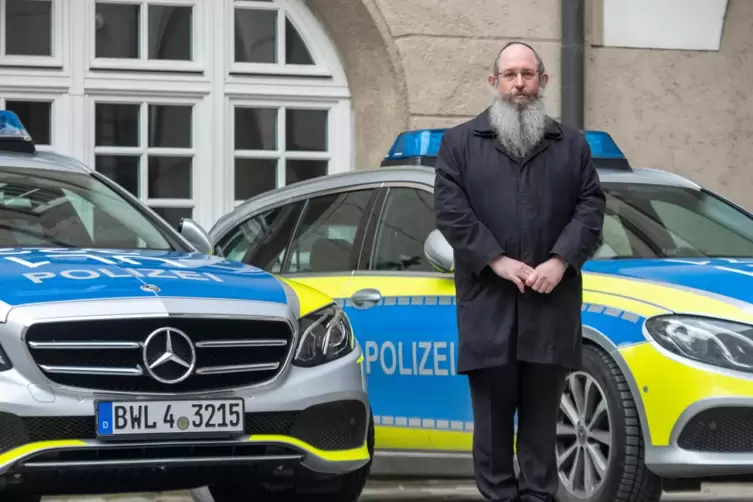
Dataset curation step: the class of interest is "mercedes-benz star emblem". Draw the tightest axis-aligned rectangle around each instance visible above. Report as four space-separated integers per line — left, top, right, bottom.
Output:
142 327 196 384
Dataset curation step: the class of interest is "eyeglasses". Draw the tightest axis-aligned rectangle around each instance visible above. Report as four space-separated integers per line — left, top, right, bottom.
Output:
497 69 538 81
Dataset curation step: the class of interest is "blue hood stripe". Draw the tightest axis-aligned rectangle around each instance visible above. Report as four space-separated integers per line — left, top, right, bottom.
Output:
0 248 288 306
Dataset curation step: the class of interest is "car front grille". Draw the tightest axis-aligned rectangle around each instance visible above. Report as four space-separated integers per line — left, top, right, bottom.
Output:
24 317 294 393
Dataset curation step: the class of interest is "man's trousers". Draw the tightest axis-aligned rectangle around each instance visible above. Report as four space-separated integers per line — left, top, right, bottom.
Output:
467 362 569 502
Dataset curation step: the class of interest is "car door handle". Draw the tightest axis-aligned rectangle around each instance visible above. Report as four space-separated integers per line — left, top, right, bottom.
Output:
350 288 382 308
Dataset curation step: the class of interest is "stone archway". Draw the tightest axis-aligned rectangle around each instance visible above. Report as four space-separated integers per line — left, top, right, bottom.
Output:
305 0 410 169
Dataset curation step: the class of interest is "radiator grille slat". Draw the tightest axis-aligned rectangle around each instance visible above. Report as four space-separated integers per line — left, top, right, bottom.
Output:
25 317 293 393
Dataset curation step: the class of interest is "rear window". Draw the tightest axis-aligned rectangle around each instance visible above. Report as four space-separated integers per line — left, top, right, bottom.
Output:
0 165 176 250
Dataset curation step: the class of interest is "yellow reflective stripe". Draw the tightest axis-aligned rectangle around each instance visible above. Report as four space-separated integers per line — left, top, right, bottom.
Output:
277 276 335 317
0 440 87 466
0 436 369 468
375 425 472 451
248 434 370 462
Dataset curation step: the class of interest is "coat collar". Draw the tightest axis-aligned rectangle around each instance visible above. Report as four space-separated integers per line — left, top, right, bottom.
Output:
470 106 563 164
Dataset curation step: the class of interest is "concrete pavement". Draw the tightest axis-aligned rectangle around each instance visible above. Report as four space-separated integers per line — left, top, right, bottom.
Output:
40 481 753 501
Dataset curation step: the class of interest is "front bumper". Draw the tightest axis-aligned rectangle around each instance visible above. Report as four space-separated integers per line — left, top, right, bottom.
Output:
0 298 371 495
619 341 753 480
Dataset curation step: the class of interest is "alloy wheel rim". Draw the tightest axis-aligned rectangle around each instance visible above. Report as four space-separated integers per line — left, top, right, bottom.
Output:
556 371 613 499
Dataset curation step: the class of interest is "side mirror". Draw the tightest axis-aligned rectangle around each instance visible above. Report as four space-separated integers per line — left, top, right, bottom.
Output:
179 218 213 255
424 229 454 274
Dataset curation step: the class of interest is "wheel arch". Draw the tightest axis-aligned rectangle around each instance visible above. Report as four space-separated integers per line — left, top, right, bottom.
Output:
582 325 653 447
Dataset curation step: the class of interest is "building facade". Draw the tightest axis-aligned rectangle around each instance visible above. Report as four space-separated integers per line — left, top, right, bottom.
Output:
0 0 749 231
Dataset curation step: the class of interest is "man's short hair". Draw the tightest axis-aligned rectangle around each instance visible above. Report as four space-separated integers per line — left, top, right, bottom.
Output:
492 41 546 76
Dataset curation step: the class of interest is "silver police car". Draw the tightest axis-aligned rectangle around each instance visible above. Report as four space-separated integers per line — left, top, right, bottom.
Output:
0 111 373 502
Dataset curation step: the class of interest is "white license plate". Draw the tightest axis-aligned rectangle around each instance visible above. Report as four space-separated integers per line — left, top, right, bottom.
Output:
96 399 244 437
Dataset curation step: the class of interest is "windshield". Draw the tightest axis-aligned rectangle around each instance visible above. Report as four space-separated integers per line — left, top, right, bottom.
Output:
595 182 753 259
0 165 179 250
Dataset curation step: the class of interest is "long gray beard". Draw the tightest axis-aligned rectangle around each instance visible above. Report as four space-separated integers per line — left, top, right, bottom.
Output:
488 94 548 159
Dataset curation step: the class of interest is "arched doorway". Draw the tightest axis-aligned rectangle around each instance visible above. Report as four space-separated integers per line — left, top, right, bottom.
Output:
0 0 352 229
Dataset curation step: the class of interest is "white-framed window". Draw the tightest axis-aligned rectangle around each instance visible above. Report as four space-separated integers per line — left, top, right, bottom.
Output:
0 92 68 152
0 0 66 68
229 98 350 206
228 0 332 77
88 0 205 72
0 0 353 231
87 95 204 229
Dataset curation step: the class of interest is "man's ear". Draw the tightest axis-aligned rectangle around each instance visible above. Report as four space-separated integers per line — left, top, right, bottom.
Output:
540 72 550 87
488 75 498 88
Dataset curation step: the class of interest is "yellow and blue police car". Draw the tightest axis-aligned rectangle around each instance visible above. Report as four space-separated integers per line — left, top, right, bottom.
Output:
209 127 753 502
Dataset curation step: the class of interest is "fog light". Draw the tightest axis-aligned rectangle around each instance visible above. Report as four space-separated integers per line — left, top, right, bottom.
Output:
0 344 12 371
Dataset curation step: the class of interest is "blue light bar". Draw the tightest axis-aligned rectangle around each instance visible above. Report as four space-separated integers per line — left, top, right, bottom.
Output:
584 130 625 159
381 127 630 170
0 110 35 155
382 129 445 166
0 110 31 141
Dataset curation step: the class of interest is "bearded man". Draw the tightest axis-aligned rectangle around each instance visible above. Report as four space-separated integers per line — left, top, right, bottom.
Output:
433 41 606 502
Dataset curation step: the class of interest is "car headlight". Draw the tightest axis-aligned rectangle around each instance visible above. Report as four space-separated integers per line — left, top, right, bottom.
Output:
0 343 12 372
645 314 753 372
293 304 355 367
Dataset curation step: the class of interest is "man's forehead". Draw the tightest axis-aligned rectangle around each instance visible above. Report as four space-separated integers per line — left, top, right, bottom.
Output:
498 44 538 70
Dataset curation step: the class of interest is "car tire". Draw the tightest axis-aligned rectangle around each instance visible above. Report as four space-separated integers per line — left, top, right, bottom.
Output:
208 409 375 502
555 344 663 502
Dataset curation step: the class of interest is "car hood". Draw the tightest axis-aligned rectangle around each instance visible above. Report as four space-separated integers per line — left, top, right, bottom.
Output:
584 257 753 306
0 247 288 307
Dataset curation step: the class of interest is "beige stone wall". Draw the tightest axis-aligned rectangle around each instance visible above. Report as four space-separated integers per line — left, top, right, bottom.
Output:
307 0 753 206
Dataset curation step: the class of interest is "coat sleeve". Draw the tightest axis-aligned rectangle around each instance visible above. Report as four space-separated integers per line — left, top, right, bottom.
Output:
434 130 504 275
550 136 606 270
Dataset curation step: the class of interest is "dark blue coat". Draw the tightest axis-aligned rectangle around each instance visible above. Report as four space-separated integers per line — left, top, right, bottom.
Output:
434 108 606 373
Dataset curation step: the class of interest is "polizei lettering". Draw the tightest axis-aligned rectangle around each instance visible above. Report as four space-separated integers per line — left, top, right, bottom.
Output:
364 340 457 377
22 267 223 284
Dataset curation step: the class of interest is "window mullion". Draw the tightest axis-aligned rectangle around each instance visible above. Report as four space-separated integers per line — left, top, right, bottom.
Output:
140 102 149 202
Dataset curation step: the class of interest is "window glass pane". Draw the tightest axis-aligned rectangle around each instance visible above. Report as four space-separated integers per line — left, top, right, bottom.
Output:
235 107 277 150
285 17 314 65
286 159 327 185
148 5 192 60
95 103 140 147
218 203 301 266
5 0 51 56
286 109 327 151
149 105 192 148
96 3 140 59
0 166 173 250
148 157 192 199
151 207 192 230
284 190 374 273
231 202 305 271
234 8 277 63
95 156 140 197
593 184 753 259
5 101 51 145
235 158 277 200
372 188 436 272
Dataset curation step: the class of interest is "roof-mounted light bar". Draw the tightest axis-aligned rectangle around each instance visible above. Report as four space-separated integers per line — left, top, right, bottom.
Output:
0 110 36 155
381 127 631 171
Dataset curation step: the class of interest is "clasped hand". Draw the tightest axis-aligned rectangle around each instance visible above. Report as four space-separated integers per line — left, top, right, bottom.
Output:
489 255 567 294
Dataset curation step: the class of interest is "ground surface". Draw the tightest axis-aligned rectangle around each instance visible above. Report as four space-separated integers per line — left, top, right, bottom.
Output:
40 480 753 501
